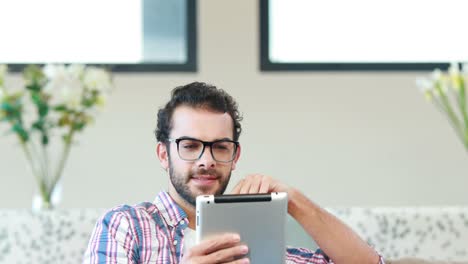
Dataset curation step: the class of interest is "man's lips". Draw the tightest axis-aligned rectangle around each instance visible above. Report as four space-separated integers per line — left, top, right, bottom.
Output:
191 175 218 186
192 174 218 180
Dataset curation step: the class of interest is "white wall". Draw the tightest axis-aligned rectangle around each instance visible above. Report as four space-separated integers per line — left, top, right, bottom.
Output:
1 0 467 209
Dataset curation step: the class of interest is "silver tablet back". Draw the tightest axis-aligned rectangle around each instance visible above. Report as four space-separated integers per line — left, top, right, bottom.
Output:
196 192 288 263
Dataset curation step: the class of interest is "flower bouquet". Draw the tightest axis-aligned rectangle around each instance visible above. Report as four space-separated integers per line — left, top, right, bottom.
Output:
0 64 112 209
416 62 468 152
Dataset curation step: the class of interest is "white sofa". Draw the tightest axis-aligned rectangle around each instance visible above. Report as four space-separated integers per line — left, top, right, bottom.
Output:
0 207 467 263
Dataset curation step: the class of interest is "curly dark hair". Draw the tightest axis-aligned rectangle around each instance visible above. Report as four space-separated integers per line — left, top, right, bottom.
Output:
155 82 242 143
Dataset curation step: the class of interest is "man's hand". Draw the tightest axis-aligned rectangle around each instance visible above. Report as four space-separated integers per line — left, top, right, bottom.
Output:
231 174 290 195
181 233 249 264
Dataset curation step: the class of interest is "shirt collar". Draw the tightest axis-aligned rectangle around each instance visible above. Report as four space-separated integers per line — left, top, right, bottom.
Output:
154 191 188 227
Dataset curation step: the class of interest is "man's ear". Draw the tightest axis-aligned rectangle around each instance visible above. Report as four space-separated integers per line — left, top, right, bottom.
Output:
230 144 241 171
156 142 169 170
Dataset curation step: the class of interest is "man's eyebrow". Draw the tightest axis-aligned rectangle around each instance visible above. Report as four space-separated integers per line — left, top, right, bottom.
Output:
214 137 233 141
176 136 234 141
177 136 196 140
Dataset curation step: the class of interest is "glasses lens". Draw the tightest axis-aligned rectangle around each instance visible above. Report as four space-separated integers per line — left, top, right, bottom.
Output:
212 141 236 162
178 139 203 160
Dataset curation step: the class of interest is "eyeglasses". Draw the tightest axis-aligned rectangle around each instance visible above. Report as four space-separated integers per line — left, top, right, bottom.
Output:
168 137 239 163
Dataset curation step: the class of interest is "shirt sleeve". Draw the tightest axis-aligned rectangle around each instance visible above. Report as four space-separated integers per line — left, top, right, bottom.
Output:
286 247 334 264
83 209 138 264
286 247 386 264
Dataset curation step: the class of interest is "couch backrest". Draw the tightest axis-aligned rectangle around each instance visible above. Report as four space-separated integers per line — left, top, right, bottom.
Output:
0 207 467 263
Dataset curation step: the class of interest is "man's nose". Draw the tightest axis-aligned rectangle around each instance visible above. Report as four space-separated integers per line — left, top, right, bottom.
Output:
197 147 216 168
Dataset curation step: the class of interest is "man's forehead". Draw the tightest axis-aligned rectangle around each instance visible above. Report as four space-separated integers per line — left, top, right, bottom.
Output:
170 106 234 139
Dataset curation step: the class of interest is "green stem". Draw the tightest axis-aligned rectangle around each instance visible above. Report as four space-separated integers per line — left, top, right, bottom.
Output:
435 84 465 144
458 87 468 126
19 141 49 204
41 142 50 186
434 102 465 145
2 86 51 200
29 137 48 186
49 129 74 197
2 97 50 205
457 84 468 150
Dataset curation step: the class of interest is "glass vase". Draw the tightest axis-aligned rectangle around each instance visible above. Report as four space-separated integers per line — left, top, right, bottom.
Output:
32 181 62 211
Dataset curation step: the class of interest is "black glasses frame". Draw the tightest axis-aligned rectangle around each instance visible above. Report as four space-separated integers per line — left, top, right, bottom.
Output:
168 137 239 163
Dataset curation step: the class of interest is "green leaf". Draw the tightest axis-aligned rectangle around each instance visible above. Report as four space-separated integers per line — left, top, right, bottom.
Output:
54 105 68 112
32 120 44 131
58 115 71 126
0 101 14 112
82 97 96 108
38 103 49 117
31 92 42 105
26 83 42 92
30 92 49 117
12 123 29 142
72 122 86 131
1 101 22 121
42 134 49 145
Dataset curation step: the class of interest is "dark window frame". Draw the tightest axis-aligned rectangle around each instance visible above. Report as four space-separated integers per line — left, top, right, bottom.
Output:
259 0 449 72
7 0 197 73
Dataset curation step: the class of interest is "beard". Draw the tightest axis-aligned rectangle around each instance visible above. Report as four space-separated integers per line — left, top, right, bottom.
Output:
168 157 231 207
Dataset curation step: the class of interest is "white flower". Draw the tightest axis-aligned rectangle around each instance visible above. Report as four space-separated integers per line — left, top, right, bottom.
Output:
83 67 112 93
43 64 66 81
448 62 464 91
66 64 85 79
416 77 432 92
429 68 450 93
43 64 84 109
416 77 435 102
449 62 460 76
431 68 442 81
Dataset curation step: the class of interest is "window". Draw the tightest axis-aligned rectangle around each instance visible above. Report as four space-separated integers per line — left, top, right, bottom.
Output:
0 0 196 72
260 0 468 71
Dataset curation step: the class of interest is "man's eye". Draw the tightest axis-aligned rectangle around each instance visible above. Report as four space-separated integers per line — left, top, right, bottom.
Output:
182 144 198 149
214 145 228 150
214 143 231 150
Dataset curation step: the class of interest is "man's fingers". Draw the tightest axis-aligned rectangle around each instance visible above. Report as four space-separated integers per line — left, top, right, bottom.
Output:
189 243 249 264
228 258 250 264
239 180 251 194
189 233 240 256
248 175 262 193
205 245 249 264
231 179 244 194
232 175 273 194
259 176 270 193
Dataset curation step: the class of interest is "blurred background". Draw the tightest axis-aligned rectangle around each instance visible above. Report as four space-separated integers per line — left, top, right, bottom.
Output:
0 0 467 210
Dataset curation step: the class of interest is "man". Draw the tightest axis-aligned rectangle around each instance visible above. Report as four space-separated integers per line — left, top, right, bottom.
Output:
83 82 384 264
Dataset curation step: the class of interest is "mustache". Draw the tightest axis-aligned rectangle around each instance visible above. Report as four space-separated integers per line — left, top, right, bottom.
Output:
190 168 219 178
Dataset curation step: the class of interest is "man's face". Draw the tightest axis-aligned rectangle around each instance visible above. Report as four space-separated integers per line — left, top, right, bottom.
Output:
160 106 240 206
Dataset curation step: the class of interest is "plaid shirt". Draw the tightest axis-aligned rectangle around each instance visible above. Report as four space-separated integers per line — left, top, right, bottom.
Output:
83 192 384 264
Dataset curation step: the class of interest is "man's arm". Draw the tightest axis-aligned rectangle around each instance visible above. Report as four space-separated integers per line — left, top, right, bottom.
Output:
287 187 381 264
231 174 382 264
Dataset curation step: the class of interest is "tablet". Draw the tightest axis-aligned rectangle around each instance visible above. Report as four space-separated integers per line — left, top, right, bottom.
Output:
196 192 288 263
